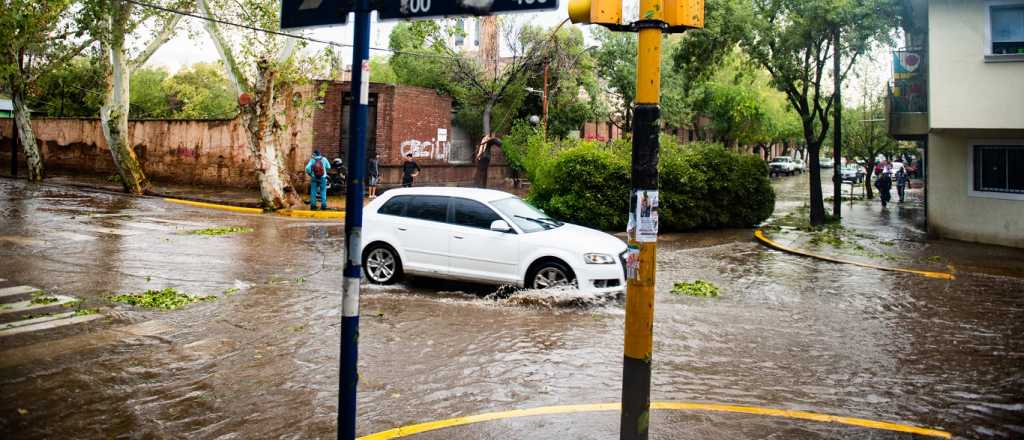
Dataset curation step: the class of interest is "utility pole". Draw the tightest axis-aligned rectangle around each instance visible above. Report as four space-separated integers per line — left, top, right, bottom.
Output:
832 27 842 218
339 0 369 438
542 62 549 138
621 1 663 438
10 116 17 177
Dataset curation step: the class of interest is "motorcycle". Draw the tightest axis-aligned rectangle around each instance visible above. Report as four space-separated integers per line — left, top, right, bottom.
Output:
326 158 346 195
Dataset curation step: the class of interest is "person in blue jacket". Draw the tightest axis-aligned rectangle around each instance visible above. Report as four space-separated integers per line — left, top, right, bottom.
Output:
305 150 331 210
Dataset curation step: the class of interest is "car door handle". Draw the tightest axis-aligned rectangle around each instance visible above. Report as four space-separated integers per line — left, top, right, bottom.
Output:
453 235 464 239
397 227 407 231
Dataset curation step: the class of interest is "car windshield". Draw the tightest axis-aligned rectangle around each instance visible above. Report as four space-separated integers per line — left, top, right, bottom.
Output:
491 197 563 233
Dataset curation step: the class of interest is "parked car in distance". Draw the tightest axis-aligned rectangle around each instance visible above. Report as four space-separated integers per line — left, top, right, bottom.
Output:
819 158 834 169
792 158 806 173
769 156 798 176
841 164 866 183
361 187 628 294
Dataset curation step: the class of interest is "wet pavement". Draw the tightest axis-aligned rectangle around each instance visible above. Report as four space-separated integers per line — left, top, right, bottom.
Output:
1 173 1022 439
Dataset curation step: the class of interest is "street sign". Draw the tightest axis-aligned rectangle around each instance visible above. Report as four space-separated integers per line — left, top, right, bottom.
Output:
281 0 559 29
280 0 353 29
375 0 559 20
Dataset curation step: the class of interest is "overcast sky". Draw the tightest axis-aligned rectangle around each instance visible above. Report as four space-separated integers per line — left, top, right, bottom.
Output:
146 1 891 105
147 2 574 72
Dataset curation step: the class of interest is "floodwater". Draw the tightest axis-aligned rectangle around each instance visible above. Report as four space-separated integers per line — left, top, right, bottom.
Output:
0 174 1022 439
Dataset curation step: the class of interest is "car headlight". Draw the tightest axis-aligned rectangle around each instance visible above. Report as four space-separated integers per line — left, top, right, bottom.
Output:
584 253 616 264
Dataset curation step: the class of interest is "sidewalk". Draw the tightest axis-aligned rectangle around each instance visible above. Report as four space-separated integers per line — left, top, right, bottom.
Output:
759 187 1024 279
2 171 352 211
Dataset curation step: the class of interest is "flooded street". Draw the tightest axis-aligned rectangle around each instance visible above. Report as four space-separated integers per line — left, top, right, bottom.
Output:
1 174 1022 439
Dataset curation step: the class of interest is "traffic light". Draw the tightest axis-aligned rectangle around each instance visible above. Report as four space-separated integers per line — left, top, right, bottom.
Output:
568 0 622 26
664 0 705 28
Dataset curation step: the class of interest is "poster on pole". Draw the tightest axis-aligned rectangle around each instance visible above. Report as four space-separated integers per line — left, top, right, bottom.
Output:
635 190 659 242
625 244 640 280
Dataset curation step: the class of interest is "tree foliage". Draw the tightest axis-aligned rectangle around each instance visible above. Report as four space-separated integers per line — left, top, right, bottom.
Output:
737 0 900 224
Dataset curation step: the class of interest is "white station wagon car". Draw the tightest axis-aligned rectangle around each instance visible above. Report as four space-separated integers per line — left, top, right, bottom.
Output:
361 187 628 294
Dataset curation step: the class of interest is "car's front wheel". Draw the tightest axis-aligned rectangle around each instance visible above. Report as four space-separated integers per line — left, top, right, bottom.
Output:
363 243 402 284
528 260 577 290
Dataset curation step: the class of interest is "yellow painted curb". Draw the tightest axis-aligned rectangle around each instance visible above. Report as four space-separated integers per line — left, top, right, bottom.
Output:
754 229 955 280
358 401 951 439
276 209 345 220
163 198 263 214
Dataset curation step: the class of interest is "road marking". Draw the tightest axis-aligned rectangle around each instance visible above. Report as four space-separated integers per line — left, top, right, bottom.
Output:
0 314 102 337
164 198 264 214
0 236 45 246
359 402 951 439
2 311 76 328
754 229 955 280
0 295 78 315
52 231 98 241
112 220 180 232
0 320 170 369
0 285 41 299
74 225 142 236
277 209 345 219
140 217 209 227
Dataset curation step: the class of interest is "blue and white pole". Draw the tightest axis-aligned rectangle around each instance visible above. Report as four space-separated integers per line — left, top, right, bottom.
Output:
340 1 370 439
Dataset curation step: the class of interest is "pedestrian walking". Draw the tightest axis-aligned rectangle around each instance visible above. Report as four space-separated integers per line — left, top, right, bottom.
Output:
895 166 910 203
875 171 893 208
476 133 501 188
368 152 380 199
401 153 421 188
305 149 330 210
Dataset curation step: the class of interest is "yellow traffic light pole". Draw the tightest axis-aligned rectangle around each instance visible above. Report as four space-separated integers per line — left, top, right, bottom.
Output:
621 2 663 439
569 1 702 439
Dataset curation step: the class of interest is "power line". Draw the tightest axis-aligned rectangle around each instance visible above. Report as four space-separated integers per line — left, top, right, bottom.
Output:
123 0 460 61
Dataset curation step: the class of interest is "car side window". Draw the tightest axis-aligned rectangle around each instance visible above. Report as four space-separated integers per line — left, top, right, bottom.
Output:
378 195 409 216
405 196 449 223
452 198 503 230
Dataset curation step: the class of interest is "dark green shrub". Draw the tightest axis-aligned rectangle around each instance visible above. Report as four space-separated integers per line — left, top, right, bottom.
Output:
527 139 774 232
528 143 629 231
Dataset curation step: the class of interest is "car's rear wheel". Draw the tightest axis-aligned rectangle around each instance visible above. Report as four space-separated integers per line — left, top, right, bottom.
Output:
528 261 577 290
363 243 402 284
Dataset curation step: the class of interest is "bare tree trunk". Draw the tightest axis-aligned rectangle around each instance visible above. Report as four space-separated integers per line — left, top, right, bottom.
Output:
12 91 43 181
863 159 875 199
242 63 299 210
476 98 496 188
101 0 148 194
807 143 826 224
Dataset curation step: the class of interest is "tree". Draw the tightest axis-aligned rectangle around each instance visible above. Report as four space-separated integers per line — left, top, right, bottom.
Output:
738 0 899 225
162 62 238 119
1 0 94 180
81 0 184 194
369 57 397 85
28 56 105 117
198 0 327 209
516 24 604 139
129 67 172 118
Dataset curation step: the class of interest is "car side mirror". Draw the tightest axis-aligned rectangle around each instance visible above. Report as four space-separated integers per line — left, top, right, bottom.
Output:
490 220 513 233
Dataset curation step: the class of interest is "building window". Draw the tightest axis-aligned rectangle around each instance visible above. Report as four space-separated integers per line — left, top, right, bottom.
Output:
986 2 1024 59
973 145 1024 195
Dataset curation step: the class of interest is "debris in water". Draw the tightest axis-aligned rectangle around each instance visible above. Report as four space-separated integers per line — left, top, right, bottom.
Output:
189 226 254 236
110 288 217 310
671 280 720 298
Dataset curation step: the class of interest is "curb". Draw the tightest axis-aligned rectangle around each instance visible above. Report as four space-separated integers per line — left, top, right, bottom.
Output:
754 229 955 280
164 198 345 220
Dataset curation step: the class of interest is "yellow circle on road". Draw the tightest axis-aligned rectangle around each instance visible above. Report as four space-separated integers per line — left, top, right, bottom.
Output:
359 401 951 439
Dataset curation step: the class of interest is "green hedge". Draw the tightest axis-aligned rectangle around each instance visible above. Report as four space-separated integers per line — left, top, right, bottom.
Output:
523 137 774 232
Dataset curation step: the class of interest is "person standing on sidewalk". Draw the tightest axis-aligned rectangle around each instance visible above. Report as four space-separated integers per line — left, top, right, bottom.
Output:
401 153 420 188
367 152 380 199
475 133 501 188
305 149 330 210
875 171 893 208
895 166 909 203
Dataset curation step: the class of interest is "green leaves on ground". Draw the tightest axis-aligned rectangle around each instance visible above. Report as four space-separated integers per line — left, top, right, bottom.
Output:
189 226 254 236
29 295 59 305
671 280 720 298
110 288 217 310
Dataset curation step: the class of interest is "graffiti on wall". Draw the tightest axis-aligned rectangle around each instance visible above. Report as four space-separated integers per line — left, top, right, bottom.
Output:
400 138 450 162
